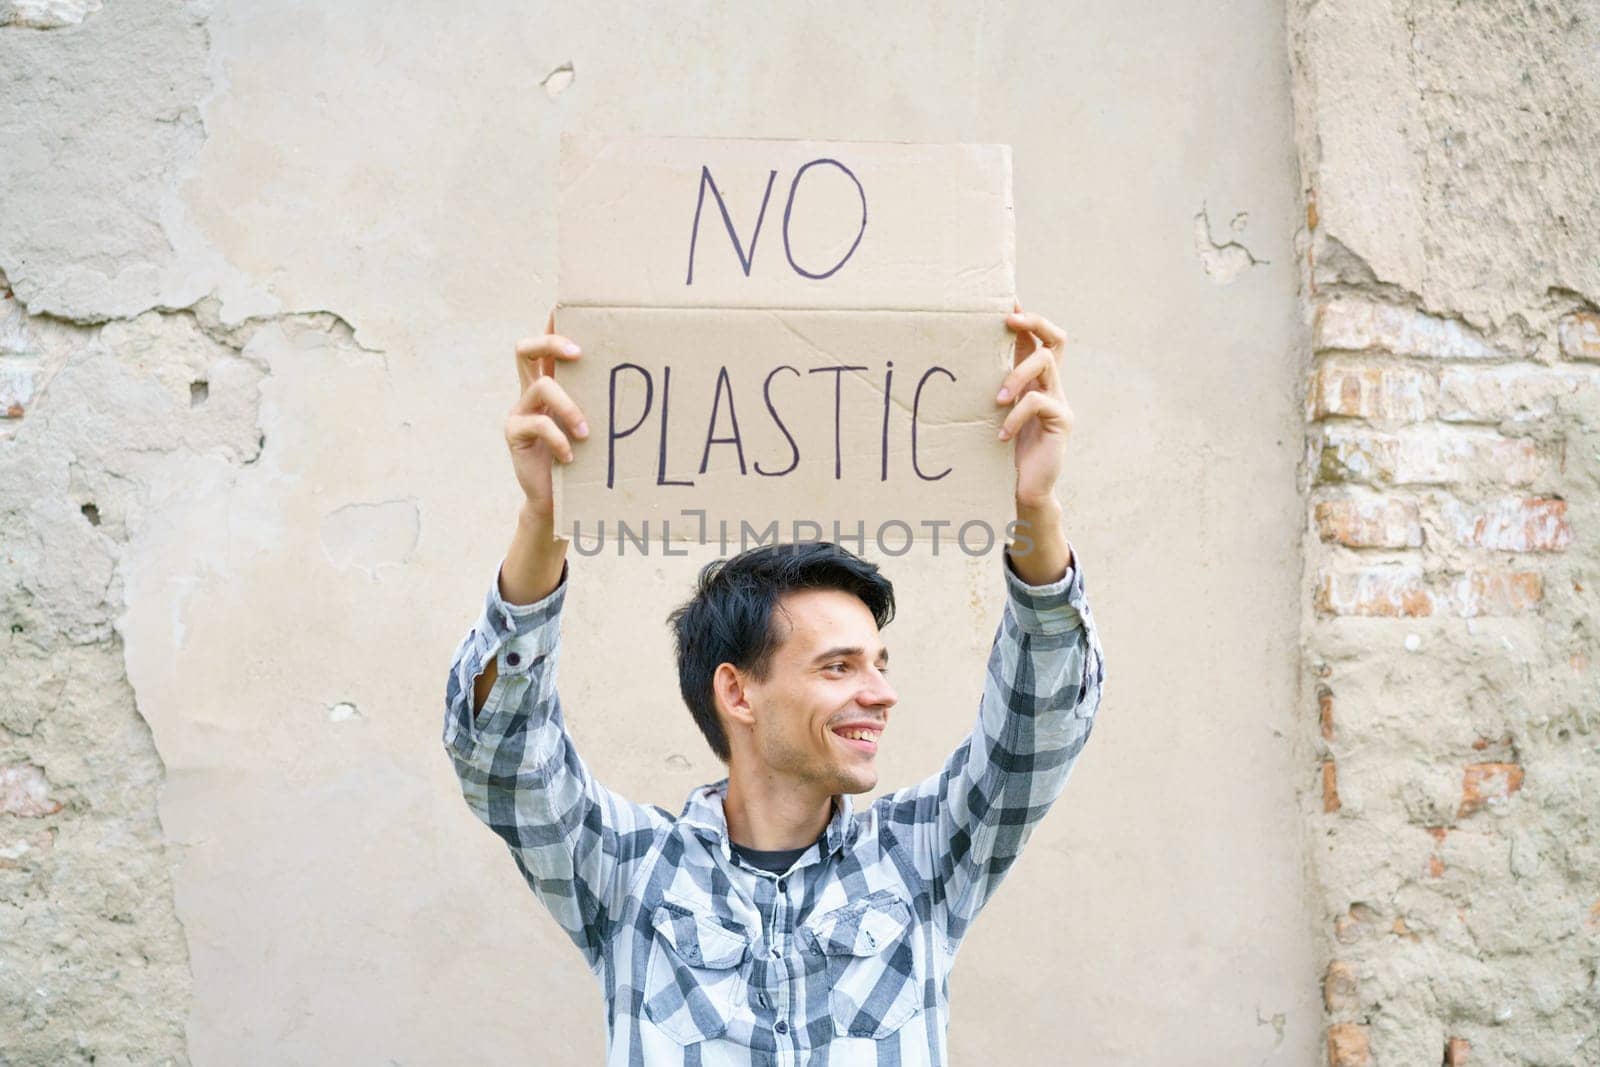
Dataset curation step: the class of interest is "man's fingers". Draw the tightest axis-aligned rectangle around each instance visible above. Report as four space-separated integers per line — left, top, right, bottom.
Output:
1006 310 1068 352
996 349 1058 404
515 334 583 362
505 413 573 463
998 390 1074 441
512 376 589 439
514 333 583 389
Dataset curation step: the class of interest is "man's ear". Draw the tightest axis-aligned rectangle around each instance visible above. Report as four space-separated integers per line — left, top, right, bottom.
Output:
713 663 757 731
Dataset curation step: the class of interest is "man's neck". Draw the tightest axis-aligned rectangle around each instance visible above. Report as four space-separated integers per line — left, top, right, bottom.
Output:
721 769 835 851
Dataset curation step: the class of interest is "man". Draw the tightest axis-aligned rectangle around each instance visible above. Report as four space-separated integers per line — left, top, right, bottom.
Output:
443 307 1105 1065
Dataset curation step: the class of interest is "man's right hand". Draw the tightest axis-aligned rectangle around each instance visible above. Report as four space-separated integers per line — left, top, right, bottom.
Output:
492 311 589 612
508 311 589 524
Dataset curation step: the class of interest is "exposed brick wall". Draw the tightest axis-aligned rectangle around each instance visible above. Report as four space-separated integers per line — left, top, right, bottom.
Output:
1303 287 1600 1061
1302 289 1600 1059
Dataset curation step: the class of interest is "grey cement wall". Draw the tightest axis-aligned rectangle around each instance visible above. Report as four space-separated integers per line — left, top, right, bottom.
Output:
2 3 1315 1063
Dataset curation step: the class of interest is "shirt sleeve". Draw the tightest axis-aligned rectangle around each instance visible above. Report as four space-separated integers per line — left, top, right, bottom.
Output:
883 546 1105 946
442 561 668 972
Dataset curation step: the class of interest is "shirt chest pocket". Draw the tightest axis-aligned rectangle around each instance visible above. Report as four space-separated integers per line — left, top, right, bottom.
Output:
642 899 752 1045
802 890 926 1040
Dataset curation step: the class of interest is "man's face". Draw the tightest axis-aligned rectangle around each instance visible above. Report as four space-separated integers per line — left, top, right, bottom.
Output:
741 588 897 797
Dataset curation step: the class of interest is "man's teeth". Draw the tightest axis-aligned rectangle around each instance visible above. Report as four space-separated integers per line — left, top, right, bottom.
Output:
839 729 876 742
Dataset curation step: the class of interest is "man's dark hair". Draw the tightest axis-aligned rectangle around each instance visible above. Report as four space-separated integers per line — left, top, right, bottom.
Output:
667 541 895 762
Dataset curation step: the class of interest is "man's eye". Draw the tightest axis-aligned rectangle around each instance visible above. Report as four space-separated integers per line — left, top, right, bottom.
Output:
826 663 848 674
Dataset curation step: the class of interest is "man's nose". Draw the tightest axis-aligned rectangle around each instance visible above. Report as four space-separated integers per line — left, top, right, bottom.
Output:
859 669 897 710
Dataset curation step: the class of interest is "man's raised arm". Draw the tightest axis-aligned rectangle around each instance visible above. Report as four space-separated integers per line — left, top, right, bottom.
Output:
443 321 666 971
883 308 1106 941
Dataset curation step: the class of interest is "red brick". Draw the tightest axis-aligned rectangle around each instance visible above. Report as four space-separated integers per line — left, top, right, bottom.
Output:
0 764 62 818
1323 960 1358 1013
1315 298 1502 359
1445 1037 1471 1065
1314 495 1423 548
1327 1022 1373 1067
1444 497 1571 552
1458 762 1524 817
1308 361 1432 421
1322 760 1341 813
1314 426 1540 487
1559 311 1600 361
1450 570 1542 617
1318 687 1335 741
1316 566 1434 617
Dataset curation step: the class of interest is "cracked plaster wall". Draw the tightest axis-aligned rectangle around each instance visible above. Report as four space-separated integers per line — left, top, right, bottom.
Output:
4 2 1316 1063
1291 0 1600 1062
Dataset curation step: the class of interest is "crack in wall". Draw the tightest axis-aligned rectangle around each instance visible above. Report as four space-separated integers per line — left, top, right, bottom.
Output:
1193 202 1267 285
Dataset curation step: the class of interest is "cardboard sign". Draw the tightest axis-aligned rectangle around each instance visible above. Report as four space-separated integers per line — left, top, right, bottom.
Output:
554 135 1017 551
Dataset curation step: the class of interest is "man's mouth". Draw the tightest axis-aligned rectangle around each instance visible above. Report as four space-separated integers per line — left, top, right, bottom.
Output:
831 726 881 755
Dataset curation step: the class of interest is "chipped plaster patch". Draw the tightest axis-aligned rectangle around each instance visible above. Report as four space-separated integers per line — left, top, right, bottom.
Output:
0 762 62 816
541 62 574 99
1193 203 1265 284
2 0 102 30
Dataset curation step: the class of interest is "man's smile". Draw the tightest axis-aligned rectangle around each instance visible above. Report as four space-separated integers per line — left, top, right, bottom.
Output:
830 723 883 755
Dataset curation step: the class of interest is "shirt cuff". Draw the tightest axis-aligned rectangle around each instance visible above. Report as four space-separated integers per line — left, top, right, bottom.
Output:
1002 546 1088 635
482 559 569 674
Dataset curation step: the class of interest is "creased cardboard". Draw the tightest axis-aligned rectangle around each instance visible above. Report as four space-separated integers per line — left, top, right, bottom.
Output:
554 135 1017 546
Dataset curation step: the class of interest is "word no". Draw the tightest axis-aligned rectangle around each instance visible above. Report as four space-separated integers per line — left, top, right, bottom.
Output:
686 159 867 284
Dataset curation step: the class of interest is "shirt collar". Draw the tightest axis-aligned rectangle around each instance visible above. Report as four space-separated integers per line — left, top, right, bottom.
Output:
680 778 860 859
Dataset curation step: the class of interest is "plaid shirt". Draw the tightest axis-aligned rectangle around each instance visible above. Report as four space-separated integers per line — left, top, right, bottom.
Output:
443 552 1104 1065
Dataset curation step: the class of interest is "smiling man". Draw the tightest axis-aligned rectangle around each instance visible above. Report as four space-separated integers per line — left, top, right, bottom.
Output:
443 308 1105 1065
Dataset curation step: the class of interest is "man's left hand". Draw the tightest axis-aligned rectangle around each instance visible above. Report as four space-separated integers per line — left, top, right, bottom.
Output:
998 306 1073 510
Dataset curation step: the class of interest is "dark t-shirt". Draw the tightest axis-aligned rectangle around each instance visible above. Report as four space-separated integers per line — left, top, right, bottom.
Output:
729 834 823 875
